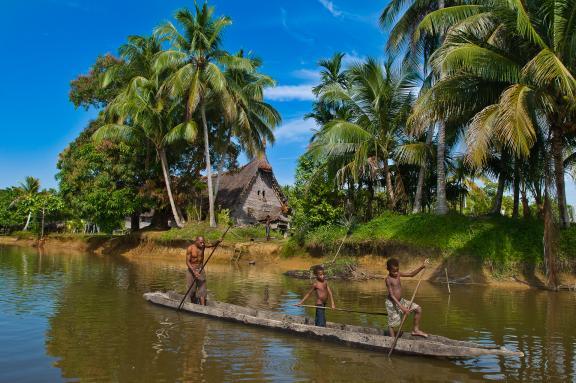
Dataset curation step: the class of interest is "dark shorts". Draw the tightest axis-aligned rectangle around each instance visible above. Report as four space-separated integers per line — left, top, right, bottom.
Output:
315 304 326 327
186 268 207 302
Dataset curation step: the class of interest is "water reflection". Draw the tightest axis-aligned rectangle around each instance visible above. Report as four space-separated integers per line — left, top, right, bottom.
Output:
0 245 575 382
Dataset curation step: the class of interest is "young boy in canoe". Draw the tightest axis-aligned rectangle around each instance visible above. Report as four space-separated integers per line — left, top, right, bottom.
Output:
385 258 429 338
295 265 335 327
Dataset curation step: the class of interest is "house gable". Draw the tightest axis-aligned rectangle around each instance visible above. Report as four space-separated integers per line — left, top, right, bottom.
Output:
233 171 284 224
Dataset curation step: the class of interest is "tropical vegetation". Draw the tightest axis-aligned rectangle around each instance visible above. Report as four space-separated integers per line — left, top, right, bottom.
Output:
286 0 576 288
61 2 280 230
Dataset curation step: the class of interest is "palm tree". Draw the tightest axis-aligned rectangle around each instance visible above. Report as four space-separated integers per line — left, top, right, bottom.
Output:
306 52 350 128
412 0 576 227
11 177 41 230
308 58 414 212
213 51 281 199
154 3 252 227
380 0 452 215
95 35 194 228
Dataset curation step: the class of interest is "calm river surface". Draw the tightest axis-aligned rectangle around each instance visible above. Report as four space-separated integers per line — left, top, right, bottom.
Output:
1 245 575 382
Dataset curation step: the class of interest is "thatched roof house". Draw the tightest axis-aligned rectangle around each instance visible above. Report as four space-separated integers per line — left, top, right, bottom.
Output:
210 157 290 226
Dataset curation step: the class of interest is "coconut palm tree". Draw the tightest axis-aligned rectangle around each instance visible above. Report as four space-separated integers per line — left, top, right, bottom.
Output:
154 3 253 227
11 177 41 230
380 0 453 215
94 35 194 228
212 51 281 199
308 58 414 212
412 0 576 227
306 52 350 129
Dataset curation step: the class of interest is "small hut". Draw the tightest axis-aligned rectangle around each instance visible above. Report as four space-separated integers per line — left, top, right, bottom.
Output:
209 157 290 228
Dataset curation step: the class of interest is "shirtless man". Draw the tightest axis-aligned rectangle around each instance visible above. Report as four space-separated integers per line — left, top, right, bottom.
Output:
385 258 429 338
185 236 220 305
295 265 336 327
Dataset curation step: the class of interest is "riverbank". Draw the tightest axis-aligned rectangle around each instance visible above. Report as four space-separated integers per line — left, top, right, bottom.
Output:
290 212 576 288
2 213 575 288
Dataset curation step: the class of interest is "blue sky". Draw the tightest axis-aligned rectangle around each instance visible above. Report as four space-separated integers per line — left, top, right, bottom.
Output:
1 0 575 205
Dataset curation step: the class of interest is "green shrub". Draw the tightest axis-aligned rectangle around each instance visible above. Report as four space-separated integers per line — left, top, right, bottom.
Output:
217 209 232 226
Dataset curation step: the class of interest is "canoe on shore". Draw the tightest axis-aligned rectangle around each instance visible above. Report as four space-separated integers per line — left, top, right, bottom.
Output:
143 291 524 359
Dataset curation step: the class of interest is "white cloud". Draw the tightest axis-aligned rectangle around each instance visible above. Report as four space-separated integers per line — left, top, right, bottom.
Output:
264 85 315 101
318 0 342 17
292 69 321 82
274 118 318 143
342 51 367 67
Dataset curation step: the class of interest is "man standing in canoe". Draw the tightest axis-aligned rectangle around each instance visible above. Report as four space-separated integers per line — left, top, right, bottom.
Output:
186 236 220 305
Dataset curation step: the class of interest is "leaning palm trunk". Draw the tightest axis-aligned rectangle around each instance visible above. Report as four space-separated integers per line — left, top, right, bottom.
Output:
159 148 184 228
413 124 434 213
383 159 395 209
551 125 570 228
23 211 32 231
201 103 217 227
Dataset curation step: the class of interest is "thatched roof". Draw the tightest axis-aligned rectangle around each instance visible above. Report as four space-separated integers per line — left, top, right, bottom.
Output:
211 157 287 212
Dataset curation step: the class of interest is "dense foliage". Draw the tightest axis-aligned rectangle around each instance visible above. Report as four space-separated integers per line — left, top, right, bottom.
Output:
0 177 64 235
56 121 151 233
284 155 344 235
284 0 576 287
57 3 280 232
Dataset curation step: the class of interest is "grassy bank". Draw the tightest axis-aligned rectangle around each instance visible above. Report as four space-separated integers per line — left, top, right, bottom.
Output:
151 222 270 244
295 212 576 270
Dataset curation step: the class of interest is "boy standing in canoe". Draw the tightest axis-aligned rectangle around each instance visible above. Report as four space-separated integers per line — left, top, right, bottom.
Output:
385 258 429 338
295 265 336 327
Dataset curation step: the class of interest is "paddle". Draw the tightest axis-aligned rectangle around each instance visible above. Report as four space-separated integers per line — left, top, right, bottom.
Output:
295 304 388 316
177 225 231 311
387 263 428 357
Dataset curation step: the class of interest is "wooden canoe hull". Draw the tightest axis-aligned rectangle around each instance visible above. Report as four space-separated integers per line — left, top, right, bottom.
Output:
143 291 523 359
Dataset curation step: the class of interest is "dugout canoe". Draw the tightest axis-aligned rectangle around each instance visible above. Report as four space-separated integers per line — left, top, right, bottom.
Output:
144 291 524 359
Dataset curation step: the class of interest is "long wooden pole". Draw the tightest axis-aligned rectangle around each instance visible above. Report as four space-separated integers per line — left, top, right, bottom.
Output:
296 304 388 316
445 268 451 294
388 267 427 357
329 232 348 264
177 225 231 311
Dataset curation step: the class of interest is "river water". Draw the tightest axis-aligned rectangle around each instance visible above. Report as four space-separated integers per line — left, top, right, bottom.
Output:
0 245 575 382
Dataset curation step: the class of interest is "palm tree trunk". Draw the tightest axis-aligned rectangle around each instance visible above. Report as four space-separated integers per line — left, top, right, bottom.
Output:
366 180 374 220
201 103 217 227
521 179 531 219
158 147 183 228
543 159 559 290
436 122 448 215
551 124 569 228
383 159 395 209
413 124 434 213
40 208 45 238
534 184 544 219
491 171 506 215
435 0 448 215
512 160 520 218
23 211 32 231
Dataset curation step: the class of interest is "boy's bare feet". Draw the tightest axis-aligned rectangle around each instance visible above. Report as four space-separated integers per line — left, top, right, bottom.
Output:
411 330 428 338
